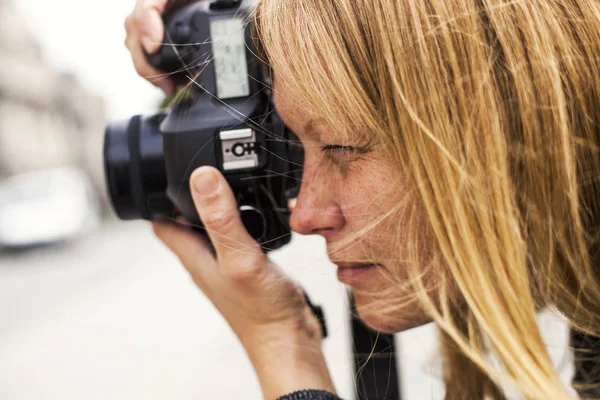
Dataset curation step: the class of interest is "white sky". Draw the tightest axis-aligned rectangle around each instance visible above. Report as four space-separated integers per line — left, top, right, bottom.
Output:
14 0 163 120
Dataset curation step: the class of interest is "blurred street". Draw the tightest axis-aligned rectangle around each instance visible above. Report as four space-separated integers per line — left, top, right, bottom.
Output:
0 221 358 400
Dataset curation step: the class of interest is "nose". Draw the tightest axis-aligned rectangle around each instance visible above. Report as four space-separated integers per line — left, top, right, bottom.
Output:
289 168 345 236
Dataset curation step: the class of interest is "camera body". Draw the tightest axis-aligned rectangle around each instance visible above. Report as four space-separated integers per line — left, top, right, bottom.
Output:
104 0 303 251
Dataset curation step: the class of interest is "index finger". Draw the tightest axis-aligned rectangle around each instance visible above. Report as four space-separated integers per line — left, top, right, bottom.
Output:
125 34 174 94
136 0 208 44
132 0 168 51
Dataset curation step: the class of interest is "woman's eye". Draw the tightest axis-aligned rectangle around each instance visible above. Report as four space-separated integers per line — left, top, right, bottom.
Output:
320 144 371 156
320 144 356 154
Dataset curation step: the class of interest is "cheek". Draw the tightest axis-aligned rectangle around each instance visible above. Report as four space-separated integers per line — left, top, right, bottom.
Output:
337 169 407 249
350 184 442 333
338 174 396 221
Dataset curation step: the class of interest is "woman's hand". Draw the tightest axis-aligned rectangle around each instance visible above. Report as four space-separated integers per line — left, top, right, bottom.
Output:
152 166 335 399
124 0 195 94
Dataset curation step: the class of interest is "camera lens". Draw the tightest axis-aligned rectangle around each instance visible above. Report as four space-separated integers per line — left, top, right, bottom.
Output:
104 114 172 221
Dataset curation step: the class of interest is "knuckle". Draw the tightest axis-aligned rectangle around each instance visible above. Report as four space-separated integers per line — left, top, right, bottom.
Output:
134 61 152 79
223 257 262 282
124 35 134 50
202 208 238 232
124 14 134 33
132 6 147 26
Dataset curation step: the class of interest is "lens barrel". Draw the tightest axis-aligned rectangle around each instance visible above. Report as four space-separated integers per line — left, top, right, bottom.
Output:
104 114 173 220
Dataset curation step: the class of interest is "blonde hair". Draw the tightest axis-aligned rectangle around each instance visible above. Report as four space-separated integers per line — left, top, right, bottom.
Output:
254 0 600 398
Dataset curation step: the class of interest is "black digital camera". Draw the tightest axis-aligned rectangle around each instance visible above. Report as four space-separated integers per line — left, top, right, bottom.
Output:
103 0 303 252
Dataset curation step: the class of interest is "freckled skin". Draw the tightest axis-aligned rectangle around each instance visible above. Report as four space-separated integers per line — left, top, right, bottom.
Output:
273 80 436 333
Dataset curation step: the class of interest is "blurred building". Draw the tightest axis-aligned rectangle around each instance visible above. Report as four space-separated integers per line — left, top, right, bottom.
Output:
0 0 107 205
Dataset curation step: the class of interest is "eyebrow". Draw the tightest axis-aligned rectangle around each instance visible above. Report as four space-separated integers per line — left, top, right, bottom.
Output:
303 118 326 141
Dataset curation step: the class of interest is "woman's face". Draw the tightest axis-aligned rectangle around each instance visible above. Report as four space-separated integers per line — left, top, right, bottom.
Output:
273 81 434 333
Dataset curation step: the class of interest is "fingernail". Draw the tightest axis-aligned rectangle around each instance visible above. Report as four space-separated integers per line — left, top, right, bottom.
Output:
193 169 220 197
141 35 156 53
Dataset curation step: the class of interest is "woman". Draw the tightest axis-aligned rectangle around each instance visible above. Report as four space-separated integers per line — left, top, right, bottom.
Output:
125 0 600 398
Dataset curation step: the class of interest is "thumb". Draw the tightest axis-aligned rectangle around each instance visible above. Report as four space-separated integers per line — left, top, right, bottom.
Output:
190 166 265 272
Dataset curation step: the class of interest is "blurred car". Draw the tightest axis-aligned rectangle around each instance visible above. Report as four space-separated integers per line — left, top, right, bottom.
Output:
0 167 100 249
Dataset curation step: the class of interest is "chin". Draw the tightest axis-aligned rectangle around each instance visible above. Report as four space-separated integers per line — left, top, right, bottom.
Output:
353 292 432 334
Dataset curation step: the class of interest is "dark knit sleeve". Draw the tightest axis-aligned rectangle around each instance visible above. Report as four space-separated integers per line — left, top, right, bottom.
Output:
571 328 600 398
275 389 343 400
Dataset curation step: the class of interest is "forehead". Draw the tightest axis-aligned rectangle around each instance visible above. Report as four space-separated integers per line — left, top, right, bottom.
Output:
272 79 312 134
272 79 359 142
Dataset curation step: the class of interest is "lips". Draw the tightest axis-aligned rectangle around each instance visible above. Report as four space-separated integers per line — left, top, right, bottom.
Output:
334 262 379 285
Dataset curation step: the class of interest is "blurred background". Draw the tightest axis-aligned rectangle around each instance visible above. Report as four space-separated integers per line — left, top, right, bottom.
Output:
0 0 575 399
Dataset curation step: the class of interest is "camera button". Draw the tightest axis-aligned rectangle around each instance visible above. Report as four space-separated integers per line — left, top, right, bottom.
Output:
223 159 258 171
